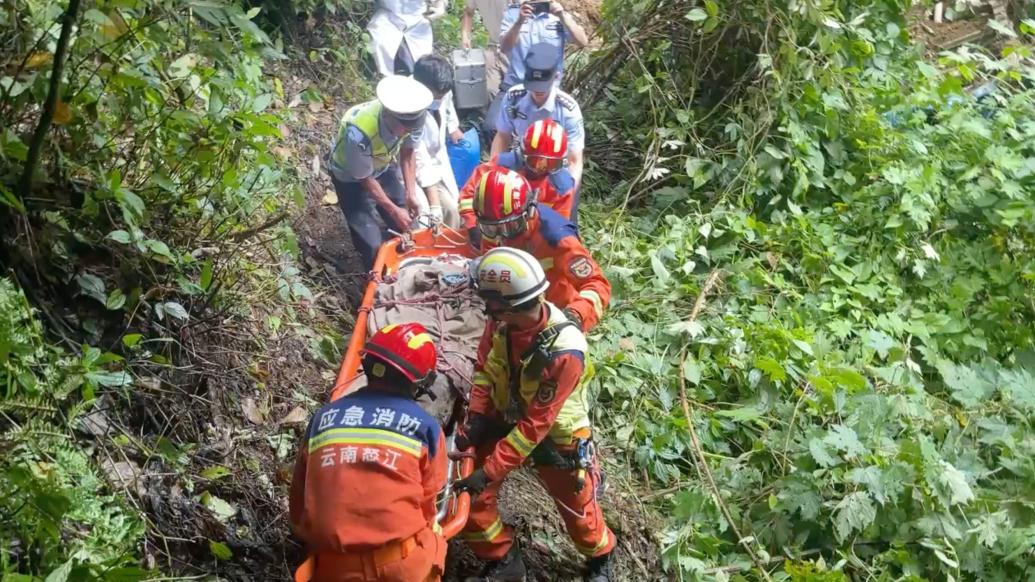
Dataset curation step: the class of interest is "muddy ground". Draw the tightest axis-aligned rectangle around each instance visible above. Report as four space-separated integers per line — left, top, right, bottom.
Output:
98 7 666 582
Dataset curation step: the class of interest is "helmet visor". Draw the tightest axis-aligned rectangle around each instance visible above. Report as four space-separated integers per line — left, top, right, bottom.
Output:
478 214 528 240
524 154 564 175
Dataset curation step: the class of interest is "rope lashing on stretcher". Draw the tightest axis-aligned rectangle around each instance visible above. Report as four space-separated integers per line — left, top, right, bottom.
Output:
369 288 480 395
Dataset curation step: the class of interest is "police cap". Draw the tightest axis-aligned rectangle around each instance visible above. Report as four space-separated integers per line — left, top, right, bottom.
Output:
376 74 433 127
523 43 562 92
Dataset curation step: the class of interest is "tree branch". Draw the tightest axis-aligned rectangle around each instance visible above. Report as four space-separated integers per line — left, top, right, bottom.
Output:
16 0 83 200
677 270 776 582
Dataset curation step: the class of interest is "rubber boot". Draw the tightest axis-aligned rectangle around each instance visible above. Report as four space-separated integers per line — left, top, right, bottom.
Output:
467 543 526 582
584 550 615 582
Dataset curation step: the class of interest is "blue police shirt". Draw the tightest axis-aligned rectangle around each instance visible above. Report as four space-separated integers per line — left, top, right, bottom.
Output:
495 85 585 152
499 7 568 90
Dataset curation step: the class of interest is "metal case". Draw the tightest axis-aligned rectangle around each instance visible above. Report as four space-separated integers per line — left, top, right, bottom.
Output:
452 48 489 110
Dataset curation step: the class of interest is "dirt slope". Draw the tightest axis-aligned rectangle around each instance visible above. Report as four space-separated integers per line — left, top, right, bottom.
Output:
279 51 666 582
124 3 666 579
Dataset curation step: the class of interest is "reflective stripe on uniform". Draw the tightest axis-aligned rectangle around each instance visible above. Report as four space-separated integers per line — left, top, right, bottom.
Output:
539 257 554 271
308 427 422 457
473 371 493 386
459 198 474 212
579 290 604 317
460 517 504 542
504 427 536 458
574 528 610 556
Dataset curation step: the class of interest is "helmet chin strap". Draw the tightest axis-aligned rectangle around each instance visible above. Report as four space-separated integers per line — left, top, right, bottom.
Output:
411 370 438 401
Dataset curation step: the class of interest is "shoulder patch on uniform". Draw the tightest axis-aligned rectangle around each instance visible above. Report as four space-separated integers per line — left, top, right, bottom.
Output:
346 124 372 153
535 379 558 405
556 91 577 111
568 256 593 279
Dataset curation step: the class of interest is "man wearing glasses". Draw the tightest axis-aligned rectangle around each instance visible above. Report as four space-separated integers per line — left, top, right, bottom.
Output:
466 168 609 332
327 75 436 270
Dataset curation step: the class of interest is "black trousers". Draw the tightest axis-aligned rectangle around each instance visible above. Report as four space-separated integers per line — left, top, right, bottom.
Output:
332 167 406 271
394 40 415 75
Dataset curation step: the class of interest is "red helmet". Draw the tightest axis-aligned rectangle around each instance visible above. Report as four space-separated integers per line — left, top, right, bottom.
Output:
474 168 534 241
363 323 437 386
521 119 567 175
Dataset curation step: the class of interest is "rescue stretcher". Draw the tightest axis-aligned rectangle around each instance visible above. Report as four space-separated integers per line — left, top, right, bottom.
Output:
293 227 477 582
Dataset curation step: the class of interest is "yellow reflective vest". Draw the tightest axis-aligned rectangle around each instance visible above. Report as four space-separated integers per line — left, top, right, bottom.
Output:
478 303 595 445
331 100 399 177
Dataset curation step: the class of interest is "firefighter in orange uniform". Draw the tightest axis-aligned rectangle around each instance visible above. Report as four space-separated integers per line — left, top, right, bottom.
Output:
290 323 447 582
453 247 616 582
459 119 578 230
467 167 610 332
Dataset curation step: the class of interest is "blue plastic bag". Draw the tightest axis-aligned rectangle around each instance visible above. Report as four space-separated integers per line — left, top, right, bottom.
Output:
447 127 481 189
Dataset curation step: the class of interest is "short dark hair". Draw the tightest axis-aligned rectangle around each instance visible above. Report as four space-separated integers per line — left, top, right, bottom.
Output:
414 54 454 95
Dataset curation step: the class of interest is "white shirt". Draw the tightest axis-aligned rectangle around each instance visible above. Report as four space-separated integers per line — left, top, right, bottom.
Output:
368 0 435 76
415 93 461 196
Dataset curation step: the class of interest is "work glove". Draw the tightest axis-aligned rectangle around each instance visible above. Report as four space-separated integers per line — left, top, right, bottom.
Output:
428 205 444 225
562 307 584 330
455 413 491 451
454 469 490 496
425 0 447 20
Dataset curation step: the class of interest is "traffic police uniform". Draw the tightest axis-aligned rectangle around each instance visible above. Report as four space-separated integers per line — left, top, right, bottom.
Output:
498 1 569 90
328 76 431 270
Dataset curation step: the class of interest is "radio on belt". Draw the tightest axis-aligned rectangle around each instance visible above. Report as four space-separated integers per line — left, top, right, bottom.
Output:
452 48 489 110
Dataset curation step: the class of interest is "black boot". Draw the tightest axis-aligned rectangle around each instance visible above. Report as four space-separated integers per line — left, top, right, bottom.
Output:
585 550 615 582
467 543 526 582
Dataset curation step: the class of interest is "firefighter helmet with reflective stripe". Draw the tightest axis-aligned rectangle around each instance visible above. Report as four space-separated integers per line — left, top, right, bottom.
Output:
475 168 534 241
521 119 567 175
474 247 549 307
363 323 437 386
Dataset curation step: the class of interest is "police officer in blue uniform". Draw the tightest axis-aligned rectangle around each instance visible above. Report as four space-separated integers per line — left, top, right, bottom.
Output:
491 43 586 188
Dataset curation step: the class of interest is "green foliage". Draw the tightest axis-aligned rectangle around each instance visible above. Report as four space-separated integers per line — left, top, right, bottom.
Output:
0 278 147 580
1 0 315 578
581 0 1035 579
2 0 304 345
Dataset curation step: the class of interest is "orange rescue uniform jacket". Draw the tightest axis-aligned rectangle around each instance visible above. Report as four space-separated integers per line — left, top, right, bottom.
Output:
458 154 577 231
468 308 587 481
480 206 610 331
289 390 447 552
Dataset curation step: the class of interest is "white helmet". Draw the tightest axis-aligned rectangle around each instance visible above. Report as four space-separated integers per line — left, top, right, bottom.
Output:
474 247 549 307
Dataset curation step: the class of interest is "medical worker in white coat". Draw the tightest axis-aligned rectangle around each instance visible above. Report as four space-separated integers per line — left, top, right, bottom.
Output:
412 54 464 228
368 0 448 76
